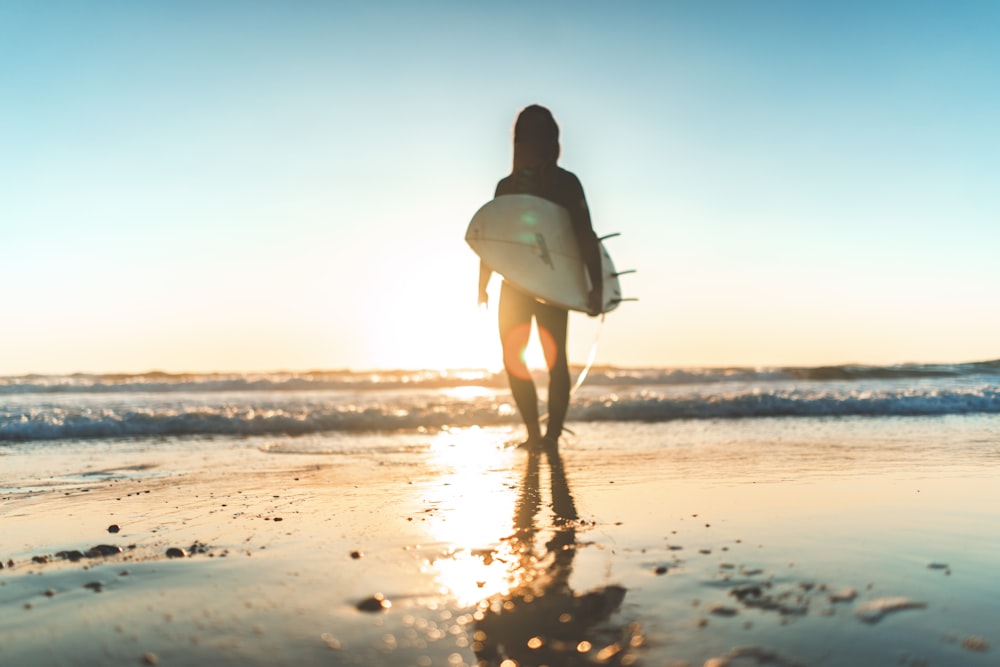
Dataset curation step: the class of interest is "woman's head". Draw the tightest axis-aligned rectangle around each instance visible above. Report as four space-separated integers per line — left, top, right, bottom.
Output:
513 104 560 169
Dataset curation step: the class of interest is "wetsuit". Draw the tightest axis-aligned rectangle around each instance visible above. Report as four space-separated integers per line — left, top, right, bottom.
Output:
493 165 602 442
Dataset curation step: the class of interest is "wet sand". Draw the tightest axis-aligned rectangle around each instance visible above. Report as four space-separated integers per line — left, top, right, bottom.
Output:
1 424 997 666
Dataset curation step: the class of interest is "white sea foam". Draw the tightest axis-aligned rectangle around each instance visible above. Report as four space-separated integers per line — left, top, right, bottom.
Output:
2 363 1000 442
2 359 998 396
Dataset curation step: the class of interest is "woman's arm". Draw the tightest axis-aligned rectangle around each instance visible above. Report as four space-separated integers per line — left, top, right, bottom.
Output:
478 260 492 307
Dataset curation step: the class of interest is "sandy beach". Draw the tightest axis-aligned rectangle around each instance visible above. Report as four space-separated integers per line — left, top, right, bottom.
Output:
2 419 997 667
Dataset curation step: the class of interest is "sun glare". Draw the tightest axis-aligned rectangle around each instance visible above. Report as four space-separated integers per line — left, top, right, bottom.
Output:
419 428 521 606
518 322 554 373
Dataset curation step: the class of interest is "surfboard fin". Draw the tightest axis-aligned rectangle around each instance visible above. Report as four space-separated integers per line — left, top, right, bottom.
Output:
612 269 636 277
608 297 639 306
598 232 622 241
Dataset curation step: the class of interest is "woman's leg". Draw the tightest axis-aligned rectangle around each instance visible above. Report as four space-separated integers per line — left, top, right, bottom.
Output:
534 301 569 441
498 282 542 442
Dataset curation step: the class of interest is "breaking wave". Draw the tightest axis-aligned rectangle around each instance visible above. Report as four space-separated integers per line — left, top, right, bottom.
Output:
3 371 999 442
2 359 1000 396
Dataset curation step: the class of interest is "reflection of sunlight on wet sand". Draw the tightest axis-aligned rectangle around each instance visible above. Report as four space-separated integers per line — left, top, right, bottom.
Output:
420 428 521 606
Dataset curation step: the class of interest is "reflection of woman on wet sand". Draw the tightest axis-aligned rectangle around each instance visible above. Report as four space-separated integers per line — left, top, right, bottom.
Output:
473 448 639 666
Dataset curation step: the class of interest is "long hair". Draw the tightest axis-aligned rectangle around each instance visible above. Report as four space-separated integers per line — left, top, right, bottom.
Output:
512 105 560 171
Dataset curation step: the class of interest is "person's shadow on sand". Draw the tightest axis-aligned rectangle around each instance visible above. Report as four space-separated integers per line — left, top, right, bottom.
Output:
472 445 640 666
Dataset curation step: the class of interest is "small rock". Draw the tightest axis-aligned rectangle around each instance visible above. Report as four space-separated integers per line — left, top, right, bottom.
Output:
708 604 739 617
83 581 103 593
107 524 121 534
86 545 123 558
56 550 85 562
44 589 56 597
927 562 948 570
165 547 187 559
32 555 50 564
187 541 210 555
829 587 858 603
350 550 362 560
855 597 927 624
142 651 159 665
712 646 802 667
654 565 668 575
962 636 989 652
356 593 391 612
273 517 283 522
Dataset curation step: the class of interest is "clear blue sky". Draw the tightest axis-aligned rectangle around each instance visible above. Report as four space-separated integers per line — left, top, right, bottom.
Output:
2 1 998 374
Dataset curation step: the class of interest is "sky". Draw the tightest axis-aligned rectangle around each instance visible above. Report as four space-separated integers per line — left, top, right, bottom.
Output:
2 1 999 375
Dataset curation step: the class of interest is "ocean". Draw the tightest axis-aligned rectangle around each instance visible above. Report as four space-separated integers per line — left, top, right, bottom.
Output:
3 360 1000 443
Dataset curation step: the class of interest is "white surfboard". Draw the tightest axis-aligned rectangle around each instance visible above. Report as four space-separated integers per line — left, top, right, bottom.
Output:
466 194 622 314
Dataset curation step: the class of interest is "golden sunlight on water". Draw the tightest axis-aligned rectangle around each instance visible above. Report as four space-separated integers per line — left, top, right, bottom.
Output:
416 429 642 665
420 428 522 606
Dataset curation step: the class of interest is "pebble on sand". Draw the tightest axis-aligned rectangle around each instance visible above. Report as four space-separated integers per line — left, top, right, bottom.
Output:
962 636 990 652
142 651 159 665
828 587 857 603
86 545 123 558
705 646 805 667
350 550 362 559
654 565 668 575
166 547 188 559
708 604 739 617
855 597 927 624
356 593 391 612
107 524 121 534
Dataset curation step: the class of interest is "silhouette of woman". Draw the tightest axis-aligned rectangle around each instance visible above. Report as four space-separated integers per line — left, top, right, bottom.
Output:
478 105 604 449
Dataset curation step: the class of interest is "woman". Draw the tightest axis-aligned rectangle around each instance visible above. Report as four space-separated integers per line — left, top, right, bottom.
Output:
478 105 603 449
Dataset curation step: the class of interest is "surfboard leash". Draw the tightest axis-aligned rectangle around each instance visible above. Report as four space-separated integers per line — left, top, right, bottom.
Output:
570 312 605 397
539 312 605 437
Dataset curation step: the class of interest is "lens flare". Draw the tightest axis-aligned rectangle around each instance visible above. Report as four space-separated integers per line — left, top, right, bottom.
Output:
502 323 557 380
